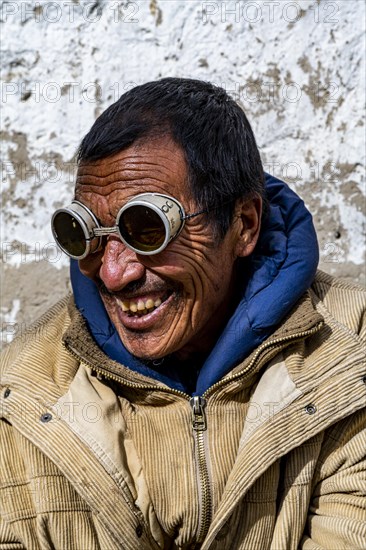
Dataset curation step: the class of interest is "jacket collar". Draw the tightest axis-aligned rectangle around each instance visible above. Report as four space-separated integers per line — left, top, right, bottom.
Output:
63 288 324 400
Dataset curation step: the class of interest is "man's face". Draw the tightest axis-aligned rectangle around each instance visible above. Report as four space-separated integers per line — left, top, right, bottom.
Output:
76 137 259 360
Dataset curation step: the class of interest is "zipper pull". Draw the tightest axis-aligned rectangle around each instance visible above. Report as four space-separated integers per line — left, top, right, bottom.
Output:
190 396 207 431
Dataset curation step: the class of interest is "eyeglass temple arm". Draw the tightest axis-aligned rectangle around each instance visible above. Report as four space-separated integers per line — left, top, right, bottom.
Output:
183 198 236 221
182 208 208 220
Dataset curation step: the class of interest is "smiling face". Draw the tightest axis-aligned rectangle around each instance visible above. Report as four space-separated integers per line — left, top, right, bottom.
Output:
76 137 261 361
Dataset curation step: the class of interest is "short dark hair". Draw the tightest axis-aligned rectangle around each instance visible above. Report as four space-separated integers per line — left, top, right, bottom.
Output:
78 77 266 238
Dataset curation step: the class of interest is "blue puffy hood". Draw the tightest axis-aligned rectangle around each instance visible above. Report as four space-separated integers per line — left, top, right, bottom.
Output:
70 174 319 396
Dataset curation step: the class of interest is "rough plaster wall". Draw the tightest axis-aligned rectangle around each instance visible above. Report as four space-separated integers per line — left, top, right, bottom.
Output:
1 0 365 346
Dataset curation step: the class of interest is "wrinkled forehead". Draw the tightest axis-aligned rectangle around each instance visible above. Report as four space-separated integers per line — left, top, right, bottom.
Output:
75 137 191 204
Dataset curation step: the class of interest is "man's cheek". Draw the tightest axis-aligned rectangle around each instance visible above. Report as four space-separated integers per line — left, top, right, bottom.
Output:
78 256 102 279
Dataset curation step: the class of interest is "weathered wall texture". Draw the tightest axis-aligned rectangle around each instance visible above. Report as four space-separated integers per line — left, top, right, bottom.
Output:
1 0 365 345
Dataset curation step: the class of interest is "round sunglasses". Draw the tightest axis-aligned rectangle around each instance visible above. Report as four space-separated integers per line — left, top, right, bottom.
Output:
51 193 207 259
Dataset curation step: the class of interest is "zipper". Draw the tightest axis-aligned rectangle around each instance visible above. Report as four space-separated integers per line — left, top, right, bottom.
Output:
186 324 322 547
190 396 212 546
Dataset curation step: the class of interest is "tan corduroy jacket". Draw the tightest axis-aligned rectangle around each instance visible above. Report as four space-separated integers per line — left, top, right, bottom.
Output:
1 271 366 550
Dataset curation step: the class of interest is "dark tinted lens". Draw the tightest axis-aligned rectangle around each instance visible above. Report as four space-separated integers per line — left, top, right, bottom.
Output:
119 206 166 251
53 211 87 257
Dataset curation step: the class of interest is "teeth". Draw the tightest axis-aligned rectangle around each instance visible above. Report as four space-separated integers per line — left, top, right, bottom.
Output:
117 296 165 316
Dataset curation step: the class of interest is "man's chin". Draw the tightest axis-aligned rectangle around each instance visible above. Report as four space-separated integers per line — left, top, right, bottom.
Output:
113 325 172 360
120 341 171 361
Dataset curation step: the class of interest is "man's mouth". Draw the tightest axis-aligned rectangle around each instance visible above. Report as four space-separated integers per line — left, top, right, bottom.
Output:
107 290 176 331
99 281 179 331
115 295 168 317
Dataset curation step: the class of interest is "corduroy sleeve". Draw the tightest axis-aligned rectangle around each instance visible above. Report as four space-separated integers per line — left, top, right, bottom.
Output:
0 418 27 549
301 408 366 549
0 516 25 549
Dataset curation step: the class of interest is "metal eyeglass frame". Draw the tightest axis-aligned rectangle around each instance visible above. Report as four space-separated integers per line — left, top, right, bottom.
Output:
51 192 208 259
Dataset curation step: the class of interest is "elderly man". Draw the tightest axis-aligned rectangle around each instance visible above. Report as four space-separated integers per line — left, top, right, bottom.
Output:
1 78 365 549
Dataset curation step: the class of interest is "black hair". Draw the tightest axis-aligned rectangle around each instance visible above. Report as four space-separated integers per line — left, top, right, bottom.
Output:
78 77 267 238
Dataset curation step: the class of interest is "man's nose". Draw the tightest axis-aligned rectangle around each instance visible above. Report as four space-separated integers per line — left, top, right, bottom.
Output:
98 238 146 292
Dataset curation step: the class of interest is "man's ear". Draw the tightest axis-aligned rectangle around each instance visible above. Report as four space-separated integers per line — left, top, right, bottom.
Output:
234 196 262 258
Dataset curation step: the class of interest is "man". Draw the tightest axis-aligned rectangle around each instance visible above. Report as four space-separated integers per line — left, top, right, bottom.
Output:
1 78 365 549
